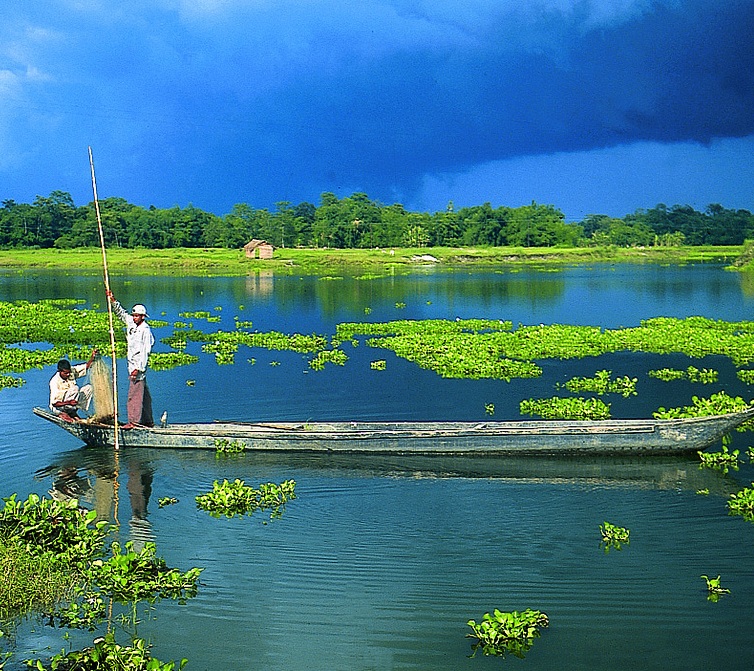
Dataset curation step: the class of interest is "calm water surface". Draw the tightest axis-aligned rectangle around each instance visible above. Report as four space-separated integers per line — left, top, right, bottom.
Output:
3 263 754 671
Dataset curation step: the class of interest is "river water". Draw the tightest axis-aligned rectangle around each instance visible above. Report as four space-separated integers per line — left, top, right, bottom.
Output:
2 263 754 671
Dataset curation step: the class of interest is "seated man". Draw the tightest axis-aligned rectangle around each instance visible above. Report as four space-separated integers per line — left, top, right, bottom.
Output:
49 351 96 421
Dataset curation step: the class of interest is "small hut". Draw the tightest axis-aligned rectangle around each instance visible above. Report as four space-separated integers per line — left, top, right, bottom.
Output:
244 239 274 259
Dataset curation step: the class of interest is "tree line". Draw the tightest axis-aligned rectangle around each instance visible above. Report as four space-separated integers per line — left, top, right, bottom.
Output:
1 190 753 250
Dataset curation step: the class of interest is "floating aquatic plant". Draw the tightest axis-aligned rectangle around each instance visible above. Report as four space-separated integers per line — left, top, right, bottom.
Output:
214 438 246 454
466 608 549 658
698 445 740 473
520 396 611 420
560 369 637 397
701 574 731 602
0 375 24 390
92 541 202 604
654 392 753 429
600 521 630 552
309 349 348 370
196 479 296 519
27 633 188 671
727 483 754 522
649 366 718 383
149 352 199 371
336 316 754 382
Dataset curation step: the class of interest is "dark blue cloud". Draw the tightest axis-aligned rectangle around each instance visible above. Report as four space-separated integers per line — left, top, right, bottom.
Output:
1 0 753 216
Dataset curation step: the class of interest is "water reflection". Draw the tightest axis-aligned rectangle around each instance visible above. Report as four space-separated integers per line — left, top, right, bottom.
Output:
35 446 155 550
36 444 740 504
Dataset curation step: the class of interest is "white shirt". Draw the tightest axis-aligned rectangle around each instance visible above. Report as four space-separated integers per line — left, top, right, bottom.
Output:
49 363 88 410
112 300 155 377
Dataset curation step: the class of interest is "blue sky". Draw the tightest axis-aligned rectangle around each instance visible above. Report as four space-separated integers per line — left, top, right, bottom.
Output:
1 0 753 221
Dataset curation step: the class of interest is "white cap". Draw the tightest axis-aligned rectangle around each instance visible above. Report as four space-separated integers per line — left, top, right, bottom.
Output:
131 304 148 317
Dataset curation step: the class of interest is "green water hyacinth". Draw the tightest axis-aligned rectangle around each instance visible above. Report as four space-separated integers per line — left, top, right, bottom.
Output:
698 446 740 473
738 369 754 384
649 366 718 383
654 392 754 428
701 575 731 602
27 632 188 671
561 369 637 397
309 349 348 370
148 352 199 371
186 328 327 353
214 438 246 454
0 493 112 568
0 375 24 390
91 541 202 604
467 608 549 658
336 316 754 381
196 479 296 519
178 310 211 320
520 396 611 420
727 484 754 522
600 521 630 552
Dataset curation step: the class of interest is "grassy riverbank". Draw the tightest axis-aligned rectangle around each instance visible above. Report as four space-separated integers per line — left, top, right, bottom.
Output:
0 245 742 276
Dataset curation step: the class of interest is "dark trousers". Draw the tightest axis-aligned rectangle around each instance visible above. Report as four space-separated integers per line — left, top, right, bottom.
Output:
127 378 154 426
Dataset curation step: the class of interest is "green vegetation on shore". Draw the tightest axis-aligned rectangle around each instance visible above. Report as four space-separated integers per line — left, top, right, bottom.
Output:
0 244 742 276
2 191 753 252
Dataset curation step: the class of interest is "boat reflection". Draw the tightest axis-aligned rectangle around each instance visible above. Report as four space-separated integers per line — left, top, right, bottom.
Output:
220 451 743 495
36 444 742 501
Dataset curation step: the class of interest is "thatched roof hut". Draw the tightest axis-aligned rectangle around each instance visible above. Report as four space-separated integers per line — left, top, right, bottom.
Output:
244 239 274 259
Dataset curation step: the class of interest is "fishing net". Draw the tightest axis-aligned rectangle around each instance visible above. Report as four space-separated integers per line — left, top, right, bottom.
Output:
89 355 115 423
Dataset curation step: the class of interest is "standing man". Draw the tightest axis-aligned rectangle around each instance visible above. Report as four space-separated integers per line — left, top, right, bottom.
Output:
49 350 98 421
107 290 155 428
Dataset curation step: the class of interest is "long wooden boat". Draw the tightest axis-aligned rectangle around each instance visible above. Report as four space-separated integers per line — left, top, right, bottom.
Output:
32 406 754 456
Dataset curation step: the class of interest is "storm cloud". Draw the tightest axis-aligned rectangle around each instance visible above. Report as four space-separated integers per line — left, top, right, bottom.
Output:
1 0 753 218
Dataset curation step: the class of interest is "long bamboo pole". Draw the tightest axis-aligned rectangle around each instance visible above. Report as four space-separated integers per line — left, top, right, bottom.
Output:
88 146 120 452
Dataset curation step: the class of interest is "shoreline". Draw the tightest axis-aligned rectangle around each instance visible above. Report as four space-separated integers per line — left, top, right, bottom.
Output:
0 245 743 276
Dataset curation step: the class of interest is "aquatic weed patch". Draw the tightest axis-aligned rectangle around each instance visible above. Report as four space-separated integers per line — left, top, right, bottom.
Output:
520 396 611 420
653 392 753 426
214 438 246 454
600 521 630 552
0 375 24 390
28 632 187 671
149 352 199 371
649 366 718 384
0 493 111 568
0 300 125 374
336 316 754 382
727 484 754 522
91 541 202 604
560 370 637 397
466 608 549 658
196 479 296 518
698 445 740 473
309 349 348 370
700 575 731 602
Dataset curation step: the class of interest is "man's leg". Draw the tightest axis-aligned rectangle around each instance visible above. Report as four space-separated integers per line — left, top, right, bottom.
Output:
127 379 145 425
140 382 154 427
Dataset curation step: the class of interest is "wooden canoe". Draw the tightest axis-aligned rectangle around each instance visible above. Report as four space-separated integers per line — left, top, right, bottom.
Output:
32 406 754 456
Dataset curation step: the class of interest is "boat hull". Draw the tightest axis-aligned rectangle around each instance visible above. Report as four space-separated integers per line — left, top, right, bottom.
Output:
32 407 754 456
